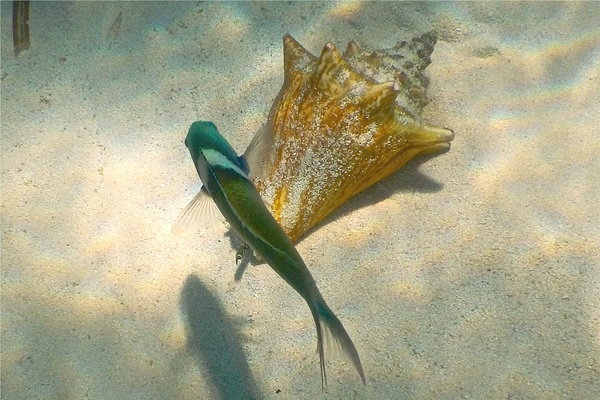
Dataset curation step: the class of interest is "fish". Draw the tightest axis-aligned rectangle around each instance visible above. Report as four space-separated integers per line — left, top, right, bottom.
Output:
176 120 366 387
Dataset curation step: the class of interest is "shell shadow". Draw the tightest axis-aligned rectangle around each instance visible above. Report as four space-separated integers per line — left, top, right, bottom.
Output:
230 150 450 279
298 151 450 243
180 274 262 399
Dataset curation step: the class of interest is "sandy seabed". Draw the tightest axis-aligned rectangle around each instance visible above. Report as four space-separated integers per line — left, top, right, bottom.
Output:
2 2 599 399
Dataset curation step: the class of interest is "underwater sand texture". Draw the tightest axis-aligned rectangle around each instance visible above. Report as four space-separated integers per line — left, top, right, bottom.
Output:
1 2 599 399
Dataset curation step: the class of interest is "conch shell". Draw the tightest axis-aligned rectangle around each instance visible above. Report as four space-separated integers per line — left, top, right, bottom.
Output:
245 34 454 243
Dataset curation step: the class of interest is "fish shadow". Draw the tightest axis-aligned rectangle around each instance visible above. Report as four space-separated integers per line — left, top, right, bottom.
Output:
180 274 262 400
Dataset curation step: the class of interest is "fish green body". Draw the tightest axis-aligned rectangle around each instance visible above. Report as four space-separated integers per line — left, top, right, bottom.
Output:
182 120 365 387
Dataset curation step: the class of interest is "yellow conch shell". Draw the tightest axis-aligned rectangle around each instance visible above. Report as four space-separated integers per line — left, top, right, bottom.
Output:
245 34 454 242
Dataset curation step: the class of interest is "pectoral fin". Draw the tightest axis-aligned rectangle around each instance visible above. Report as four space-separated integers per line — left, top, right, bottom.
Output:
242 124 275 180
172 186 221 235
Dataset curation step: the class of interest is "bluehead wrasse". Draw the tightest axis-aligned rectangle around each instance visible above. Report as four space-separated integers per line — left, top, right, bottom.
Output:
180 120 366 387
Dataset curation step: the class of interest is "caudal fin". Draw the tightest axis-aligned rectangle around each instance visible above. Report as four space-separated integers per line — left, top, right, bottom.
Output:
311 298 366 388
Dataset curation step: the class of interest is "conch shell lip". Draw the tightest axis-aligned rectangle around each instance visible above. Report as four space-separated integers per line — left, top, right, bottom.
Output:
294 150 452 242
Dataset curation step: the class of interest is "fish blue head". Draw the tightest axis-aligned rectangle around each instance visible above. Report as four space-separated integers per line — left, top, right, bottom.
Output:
185 121 240 163
185 121 251 188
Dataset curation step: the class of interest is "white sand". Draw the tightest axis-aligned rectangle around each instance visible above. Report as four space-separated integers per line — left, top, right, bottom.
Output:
2 2 599 399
